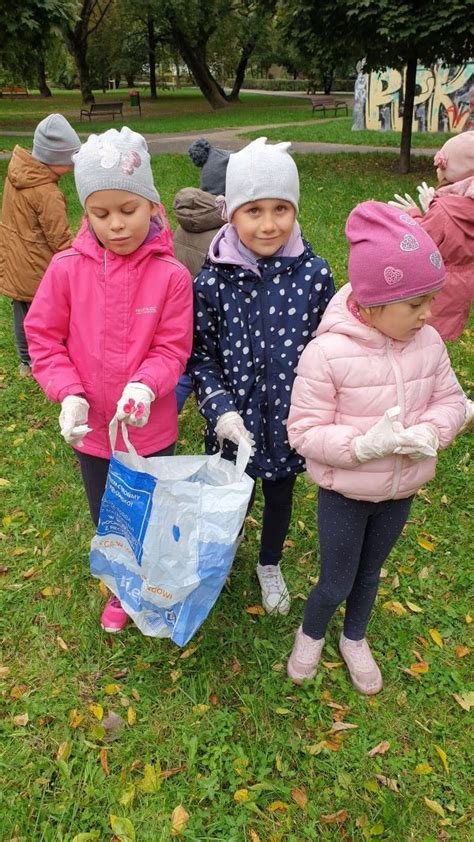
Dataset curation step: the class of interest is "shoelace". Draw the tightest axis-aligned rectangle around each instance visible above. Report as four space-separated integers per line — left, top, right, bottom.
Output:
261 568 284 594
344 640 373 668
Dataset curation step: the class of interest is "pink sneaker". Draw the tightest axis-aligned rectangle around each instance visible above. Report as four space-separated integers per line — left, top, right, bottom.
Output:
100 594 128 633
339 633 383 695
287 626 324 684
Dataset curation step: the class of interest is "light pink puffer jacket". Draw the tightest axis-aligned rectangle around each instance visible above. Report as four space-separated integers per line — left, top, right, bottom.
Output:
288 284 465 502
25 218 193 458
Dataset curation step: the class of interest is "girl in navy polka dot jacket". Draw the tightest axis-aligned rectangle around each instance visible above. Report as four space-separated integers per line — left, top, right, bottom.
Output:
188 138 335 615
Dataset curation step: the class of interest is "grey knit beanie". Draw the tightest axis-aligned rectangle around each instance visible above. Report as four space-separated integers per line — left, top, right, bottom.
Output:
225 137 299 220
188 138 230 195
32 114 81 166
72 127 160 207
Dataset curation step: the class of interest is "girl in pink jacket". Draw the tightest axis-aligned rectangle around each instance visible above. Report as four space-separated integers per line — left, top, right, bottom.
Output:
286 202 465 694
391 130 474 341
25 127 193 633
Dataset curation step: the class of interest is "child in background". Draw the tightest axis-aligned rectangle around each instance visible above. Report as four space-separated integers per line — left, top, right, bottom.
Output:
173 139 232 411
25 127 193 633
287 202 465 693
0 114 80 375
390 131 474 341
188 137 335 615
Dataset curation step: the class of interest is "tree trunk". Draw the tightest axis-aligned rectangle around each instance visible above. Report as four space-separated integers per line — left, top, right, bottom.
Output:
399 55 417 174
147 15 157 100
228 41 256 101
65 33 95 103
126 74 135 87
173 29 229 109
37 55 52 97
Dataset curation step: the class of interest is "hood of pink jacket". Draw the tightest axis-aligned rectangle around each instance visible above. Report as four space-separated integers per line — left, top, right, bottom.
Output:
288 284 465 502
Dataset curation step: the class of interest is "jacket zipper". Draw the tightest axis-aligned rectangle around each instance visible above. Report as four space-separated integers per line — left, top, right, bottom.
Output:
387 338 404 498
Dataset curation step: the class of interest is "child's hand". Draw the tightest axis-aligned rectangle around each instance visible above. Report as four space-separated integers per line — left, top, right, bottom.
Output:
388 193 418 211
59 395 91 446
215 411 255 454
117 382 155 428
416 182 436 214
394 423 439 460
353 406 404 463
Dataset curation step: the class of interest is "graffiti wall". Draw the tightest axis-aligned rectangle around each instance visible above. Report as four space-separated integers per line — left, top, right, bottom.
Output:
365 62 473 133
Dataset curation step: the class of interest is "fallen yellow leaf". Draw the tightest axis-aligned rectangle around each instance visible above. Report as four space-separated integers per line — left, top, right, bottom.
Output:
56 636 68 651
249 831 261 842
68 709 84 729
245 605 266 616
418 537 435 552
89 702 104 720
423 797 445 818
383 600 407 616
234 788 249 802
433 744 449 774
452 691 474 711
429 628 443 648
100 747 109 776
56 740 71 762
127 706 136 726
414 763 433 775
179 644 197 659
455 645 469 658
171 804 190 836
322 660 343 669
405 600 423 613
409 661 430 674
192 704 209 716
104 683 121 695
268 801 288 813
13 712 29 726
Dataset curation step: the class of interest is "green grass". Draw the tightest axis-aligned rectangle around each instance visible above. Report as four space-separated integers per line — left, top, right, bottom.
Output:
0 153 472 841
0 88 331 136
241 118 455 149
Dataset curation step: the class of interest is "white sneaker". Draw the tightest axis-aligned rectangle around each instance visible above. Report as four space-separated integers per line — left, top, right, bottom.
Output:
256 563 290 615
287 626 324 684
19 362 32 377
339 633 383 695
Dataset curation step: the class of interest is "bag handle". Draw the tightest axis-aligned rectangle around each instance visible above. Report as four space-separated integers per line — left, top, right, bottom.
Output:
109 415 142 469
235 437 252 481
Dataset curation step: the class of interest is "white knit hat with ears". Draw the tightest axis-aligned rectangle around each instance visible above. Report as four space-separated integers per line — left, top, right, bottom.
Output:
224 136 300 220
72 126 160 207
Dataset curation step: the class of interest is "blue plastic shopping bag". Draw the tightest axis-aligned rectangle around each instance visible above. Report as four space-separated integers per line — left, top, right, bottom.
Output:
90 420 254 646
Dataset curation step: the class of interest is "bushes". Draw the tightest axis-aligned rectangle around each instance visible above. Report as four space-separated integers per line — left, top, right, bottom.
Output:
233 78 355 92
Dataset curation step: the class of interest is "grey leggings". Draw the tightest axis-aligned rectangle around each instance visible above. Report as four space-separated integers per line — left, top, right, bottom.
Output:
12 300 31 365
303 488 413 641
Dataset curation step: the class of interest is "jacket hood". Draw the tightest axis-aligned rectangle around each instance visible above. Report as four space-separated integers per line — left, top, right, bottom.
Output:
71 216 175 264
208 220 304 274
317 283 408 349
7 145 60 190
173 187 224 233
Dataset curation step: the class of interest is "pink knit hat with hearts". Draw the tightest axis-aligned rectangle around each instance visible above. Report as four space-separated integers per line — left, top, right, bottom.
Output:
346 201 445 307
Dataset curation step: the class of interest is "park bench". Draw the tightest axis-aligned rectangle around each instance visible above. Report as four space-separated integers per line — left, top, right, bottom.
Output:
309 96 348 117
1 85 28 97
80 101 124 121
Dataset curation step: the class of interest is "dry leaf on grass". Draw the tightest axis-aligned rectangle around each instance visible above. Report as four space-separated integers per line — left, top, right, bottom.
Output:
429 628 443 647
102 710 125 741
245 605 266 616
320 809 349 824
423 797 445 818
171 804 190 836
375 774 399 793
291 787 308 809
367 740 390 757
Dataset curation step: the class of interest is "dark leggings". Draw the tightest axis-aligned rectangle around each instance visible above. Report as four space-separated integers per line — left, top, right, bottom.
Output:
77 444 175 527
12 300 31 365
247 474 297 566
303 488 413 641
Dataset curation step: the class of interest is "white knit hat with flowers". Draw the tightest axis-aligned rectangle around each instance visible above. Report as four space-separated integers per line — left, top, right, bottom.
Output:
73 126 160 207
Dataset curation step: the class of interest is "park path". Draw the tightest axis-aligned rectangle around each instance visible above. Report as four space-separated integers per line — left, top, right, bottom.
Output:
0 118 436 159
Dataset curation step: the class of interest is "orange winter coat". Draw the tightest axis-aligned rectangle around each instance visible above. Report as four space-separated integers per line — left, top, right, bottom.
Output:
0 145 73 302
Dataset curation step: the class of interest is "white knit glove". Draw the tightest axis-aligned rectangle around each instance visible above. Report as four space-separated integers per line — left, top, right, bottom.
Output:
417 182 436 214
116 382 155 427
215 411 255 453
353 407 405 463
59 395 91 446
388 192 418 211
394 423 439 460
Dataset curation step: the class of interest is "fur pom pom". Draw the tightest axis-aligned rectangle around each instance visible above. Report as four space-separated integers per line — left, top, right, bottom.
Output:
188 138 211 167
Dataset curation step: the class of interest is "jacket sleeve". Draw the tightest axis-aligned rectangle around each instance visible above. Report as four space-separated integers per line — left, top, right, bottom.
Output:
288 341 363 468
412 200 448 250
415 336 466 447
24 261 86 402
131 265 193 399
309 259 336 329
35 187 73 254
187 275 237 426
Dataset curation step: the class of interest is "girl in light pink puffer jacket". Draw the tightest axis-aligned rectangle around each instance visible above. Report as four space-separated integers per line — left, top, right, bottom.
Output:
286 201 465 695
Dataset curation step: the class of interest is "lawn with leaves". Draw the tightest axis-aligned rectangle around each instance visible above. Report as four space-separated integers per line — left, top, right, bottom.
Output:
0 153 472 841
241 118 455 149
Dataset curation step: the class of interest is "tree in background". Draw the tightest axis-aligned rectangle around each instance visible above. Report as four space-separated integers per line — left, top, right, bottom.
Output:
278 0 473 172
62 0 113 103
0 0 76 96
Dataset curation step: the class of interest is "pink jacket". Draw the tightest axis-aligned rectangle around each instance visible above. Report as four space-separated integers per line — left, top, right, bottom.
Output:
411 178 474 341
25 218 193 458
287 284 465 502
